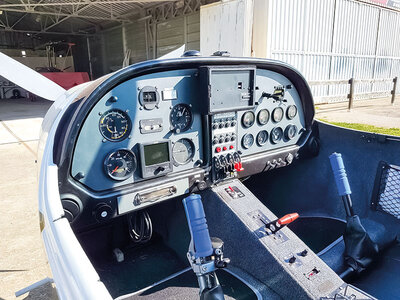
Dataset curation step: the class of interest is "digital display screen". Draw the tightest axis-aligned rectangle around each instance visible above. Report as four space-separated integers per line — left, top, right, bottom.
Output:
144 142 169 166
143 91 157 102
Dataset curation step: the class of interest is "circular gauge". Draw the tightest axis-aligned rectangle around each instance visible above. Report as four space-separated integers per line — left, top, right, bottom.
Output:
287 105 298 120
172 138 195 165
242 133 254 149
170 104 193 133
270 127 284 144
285 125 298 140
257 109 270 125
257 130 269 146
272 107 284 123
242 111 255 128
104 149 136 181
99 109 131 142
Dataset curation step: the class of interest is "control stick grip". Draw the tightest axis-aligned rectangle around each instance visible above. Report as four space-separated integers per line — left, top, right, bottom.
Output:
329 153 352 196
183 194 213 258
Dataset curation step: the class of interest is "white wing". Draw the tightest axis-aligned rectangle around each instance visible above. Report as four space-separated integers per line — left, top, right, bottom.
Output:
0 51 66 101
158 45 186 59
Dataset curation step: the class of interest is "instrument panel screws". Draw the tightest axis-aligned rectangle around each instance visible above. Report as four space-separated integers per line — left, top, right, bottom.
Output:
102 139 106 143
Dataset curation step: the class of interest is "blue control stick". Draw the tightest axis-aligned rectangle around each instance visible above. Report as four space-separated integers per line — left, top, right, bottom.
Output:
183 194 227 300
183 194 214 258
329 153 354 216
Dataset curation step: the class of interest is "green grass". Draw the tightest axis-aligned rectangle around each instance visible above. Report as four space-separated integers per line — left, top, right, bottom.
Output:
318 119 400 137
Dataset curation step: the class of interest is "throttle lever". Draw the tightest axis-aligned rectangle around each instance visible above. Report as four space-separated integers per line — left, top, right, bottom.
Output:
261 213 299 234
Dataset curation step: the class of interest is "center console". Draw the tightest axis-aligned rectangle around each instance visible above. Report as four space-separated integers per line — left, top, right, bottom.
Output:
200 179 376 300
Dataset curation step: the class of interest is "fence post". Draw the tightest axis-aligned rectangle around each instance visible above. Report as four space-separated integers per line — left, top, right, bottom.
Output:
348 78 355 111
391 77 398 105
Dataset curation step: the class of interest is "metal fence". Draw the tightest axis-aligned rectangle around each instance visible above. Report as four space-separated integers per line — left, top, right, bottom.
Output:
267 0 400 104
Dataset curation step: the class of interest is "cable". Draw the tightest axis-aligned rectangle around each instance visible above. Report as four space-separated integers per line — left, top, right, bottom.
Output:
128 210 153 244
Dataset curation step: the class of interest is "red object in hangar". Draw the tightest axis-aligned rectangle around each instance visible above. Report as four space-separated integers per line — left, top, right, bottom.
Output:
40 72 90 90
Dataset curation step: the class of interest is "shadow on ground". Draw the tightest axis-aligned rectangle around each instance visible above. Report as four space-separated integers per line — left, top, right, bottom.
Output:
21 282 58 300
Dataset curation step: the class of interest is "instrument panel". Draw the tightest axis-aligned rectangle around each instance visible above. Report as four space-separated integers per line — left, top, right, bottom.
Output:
71 67 306 192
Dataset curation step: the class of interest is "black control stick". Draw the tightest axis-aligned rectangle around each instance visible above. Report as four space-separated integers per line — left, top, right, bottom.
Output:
329 153 378 277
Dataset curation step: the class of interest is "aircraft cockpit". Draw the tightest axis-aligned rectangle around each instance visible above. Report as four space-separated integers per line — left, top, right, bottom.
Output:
37 56 400 300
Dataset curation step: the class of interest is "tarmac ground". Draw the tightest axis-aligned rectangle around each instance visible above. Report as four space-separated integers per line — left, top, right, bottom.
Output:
0 98 57 300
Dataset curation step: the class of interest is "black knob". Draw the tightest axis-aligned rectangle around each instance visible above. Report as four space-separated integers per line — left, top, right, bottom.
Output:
219 123 224 129
155 166 165 175
225 122 230 128
219 137 224 143
94 203 113 222
225 137 230 143
231 135 236 141
231 121 236 127
213 138 218 145
300 249 308 257
213 123 218 130
288 256 296 264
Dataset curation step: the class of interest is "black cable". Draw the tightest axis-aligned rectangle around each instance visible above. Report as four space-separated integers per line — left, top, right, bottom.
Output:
128 210 153 244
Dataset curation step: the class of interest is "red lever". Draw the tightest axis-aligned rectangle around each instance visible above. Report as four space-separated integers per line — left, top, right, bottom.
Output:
234 162 244 172
277 213 299 225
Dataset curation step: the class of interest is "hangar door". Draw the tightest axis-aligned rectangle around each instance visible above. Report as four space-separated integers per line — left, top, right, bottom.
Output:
156 13 200 58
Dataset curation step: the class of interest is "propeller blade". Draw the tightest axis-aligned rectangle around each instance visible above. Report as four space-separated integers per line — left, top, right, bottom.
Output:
0 52 66 101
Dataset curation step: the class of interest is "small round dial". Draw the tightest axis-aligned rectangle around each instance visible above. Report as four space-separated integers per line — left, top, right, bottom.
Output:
99 109 131 142
172 138 195 165
242 111 255 128
170 104 192 133
104 149 136 181
257 130 269 146
270 127 283 144
242 133 254 149
257 109 270 125
285 125 298 140
287 105 298 120
272 107 284 123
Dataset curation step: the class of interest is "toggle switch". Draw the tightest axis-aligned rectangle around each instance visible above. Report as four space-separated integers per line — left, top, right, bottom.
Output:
234 162 244 172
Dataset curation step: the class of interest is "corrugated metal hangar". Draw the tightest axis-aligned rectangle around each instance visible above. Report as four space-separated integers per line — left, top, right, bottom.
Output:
1 0 400 102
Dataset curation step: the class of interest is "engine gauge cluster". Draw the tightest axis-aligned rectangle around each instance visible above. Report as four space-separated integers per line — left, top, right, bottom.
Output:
99 109 131 142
